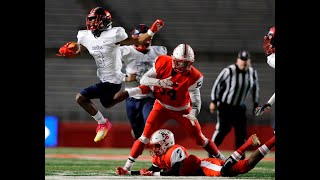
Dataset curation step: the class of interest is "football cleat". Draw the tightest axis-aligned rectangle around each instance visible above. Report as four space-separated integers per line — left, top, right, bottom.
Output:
250 134 261 146
94 119 112 142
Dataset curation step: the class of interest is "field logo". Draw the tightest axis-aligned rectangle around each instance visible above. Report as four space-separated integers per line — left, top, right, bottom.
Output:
45 115 58 147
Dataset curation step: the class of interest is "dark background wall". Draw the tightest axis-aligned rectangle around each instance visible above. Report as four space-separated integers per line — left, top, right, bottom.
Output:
45 0 275 126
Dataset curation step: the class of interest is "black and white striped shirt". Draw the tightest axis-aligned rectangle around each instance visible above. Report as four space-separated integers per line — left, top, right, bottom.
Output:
211 64 259 106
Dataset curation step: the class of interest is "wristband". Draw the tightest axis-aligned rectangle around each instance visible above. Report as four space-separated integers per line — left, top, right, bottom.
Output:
153 172 160 176
147 29 155 36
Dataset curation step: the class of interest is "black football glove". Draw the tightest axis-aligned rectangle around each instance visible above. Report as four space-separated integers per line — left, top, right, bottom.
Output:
254 103 271 116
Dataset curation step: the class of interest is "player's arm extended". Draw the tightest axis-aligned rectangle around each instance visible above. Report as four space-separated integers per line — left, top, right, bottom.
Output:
140 67 173 89
188 76 203 116
136 162 183 176
120 19 164 46
129 164 162 175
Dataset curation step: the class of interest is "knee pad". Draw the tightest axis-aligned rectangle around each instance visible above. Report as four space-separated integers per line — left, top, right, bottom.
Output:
139 135 150 144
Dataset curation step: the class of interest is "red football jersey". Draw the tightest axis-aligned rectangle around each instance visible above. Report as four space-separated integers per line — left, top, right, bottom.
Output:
151 55 203 108
151 144 189 170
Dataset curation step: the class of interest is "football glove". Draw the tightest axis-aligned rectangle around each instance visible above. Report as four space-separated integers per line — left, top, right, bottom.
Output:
254 103 271 116
183 113 198 126
157 76 173 89
115 166 129 175
147 19 164 36
56 42 79 58
140 168 154 176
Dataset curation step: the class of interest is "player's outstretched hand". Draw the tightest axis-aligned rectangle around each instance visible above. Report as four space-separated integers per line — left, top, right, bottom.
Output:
140 168 154 176
116 166 129 175
183 114 198 122
157 76 173 89
183 113 198 126
147 19 164 36
254 103 271 116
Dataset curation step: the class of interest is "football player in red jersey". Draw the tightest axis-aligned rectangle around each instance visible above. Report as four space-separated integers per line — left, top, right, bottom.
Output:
116 127 275 177
111 44 225 171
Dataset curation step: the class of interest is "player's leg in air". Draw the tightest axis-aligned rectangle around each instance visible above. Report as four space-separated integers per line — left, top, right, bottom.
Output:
221 134 275 176
76 82 121 142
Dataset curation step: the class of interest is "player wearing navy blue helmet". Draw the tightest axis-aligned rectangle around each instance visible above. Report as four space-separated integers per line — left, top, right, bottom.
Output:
119 24 167 139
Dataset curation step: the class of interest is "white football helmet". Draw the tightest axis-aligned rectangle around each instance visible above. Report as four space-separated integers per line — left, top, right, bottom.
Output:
171 44 195 73
149 129 175 157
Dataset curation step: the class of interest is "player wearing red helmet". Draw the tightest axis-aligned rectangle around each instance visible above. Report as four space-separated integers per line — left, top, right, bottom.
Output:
255 25 276 133
56 6 165 143
263 25 275 57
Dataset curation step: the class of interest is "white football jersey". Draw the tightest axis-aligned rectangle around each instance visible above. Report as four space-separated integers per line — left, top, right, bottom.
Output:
77 27 128 84
267 53 275 69
120 45 167 99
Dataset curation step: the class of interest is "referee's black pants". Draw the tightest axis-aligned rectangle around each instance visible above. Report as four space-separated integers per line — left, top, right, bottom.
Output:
209 102 247 159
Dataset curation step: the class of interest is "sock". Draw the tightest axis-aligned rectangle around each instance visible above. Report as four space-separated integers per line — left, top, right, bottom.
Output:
123 139 148 171
130 139 147 158
203 140 220 157
264 135 275 149
123 156 136 171
258 135 275 156
92 111 106 124
227 135 256 162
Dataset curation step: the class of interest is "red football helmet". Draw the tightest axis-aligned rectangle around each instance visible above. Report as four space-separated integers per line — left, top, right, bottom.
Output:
263 25 275 56
86 7 112 37
171 44 195 73
131 24 151 53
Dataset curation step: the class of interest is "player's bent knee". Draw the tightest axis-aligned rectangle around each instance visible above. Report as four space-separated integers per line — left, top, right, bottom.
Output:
75 93 85 103
139 135 150 144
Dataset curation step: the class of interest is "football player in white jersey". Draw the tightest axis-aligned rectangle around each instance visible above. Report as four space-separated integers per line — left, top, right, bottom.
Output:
56 7 165 143
254 25 275 132
119 24 167 140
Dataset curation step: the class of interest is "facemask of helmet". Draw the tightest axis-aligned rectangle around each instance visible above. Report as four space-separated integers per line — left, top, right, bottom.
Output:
171 44 195 73
149 129 175 157
131 24 151 53
86 7 112 37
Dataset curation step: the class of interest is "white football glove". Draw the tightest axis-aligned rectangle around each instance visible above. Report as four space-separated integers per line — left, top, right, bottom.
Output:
157 76 173 89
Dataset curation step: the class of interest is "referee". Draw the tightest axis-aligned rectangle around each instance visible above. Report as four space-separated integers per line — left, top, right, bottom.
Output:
208 50 259 159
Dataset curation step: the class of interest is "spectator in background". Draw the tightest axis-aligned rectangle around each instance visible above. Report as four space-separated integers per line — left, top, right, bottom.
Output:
55 6 164 143
116 126 275 177
119 24 167 140
208 50 260 159
254 25 275 133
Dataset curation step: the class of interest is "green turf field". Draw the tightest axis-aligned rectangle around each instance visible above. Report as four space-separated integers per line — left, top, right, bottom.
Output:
45 147 275 179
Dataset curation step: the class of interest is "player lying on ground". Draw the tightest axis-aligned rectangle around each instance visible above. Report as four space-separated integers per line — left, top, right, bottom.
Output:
116 121 275 176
